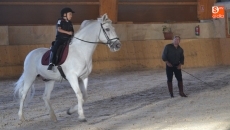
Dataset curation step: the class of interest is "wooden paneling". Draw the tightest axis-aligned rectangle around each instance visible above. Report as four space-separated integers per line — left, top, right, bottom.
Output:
225 10 230 38
100 0 118 23
93 39 224 72
0 39 229 78
118 0 199 23
119 0 197 2
0 44 50 78
0 2 99 25
197 0 217 20
220 38 230 65
118 5 198 23
0 2 99 5
119 2 197 5
0 0 205 25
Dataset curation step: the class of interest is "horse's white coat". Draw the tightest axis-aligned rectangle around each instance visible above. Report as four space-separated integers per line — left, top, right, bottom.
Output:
14 14 121 122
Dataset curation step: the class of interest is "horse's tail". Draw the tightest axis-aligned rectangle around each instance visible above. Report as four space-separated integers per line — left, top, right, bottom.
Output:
14 72 35 106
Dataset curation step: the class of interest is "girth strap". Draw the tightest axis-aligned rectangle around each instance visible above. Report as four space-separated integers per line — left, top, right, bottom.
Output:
57 66 67 80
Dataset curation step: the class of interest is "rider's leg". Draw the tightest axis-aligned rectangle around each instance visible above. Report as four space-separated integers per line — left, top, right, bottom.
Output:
47 52 55 70
47 40 62 70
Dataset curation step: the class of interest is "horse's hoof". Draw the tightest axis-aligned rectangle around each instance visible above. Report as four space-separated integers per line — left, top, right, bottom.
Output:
19 116 26 122
51 117 58 122
67 108 72 115
53 119 58 122
79 118 87 122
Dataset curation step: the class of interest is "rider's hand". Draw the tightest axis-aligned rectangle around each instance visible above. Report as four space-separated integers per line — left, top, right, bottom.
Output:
68 31 73 35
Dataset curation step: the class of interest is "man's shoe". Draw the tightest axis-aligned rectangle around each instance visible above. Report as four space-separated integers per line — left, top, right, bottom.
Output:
179 92 187 97
47 63 54 70
178 81 187 97
167 82 174 98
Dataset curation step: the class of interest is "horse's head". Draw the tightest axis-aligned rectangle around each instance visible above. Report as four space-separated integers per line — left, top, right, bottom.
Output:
98 14 121 52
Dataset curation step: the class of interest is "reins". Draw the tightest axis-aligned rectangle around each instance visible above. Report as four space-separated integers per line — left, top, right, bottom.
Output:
73 37 101 44
181 69 215 89
73 23 119 45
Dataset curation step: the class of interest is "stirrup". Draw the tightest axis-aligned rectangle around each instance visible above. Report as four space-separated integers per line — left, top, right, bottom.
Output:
47 63 54 70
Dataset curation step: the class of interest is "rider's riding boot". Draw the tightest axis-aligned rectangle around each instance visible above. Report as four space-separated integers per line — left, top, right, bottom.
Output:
178 81 187 97
167 81 174 98
47 52 54 70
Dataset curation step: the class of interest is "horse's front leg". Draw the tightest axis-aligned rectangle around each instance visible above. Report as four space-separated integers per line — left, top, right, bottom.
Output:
43 80 57 122
67 76 86 122
79 78 88 101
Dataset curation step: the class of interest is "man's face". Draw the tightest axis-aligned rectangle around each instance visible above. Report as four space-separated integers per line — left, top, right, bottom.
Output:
173 37 180 47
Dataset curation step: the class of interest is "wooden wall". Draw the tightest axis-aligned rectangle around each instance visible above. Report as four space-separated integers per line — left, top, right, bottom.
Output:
197 0 217 20
0 0 224 79
220 38 230 65
118 0 198 23
0 44 50 78
93 39 223 72
0 0 217 25
100 0 118 23
0 0 100 25
0 39 229 79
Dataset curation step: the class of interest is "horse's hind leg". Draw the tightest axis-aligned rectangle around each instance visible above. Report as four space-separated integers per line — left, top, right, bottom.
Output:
18 77 36 121
43 80 57 122
67 76 86 122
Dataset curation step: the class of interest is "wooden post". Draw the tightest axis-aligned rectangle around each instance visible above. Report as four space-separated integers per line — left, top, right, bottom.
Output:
197 0 217 20
99 0 118 23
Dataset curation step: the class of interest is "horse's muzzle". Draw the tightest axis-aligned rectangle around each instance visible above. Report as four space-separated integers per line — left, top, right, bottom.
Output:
116 43 121 49
111 40 121 52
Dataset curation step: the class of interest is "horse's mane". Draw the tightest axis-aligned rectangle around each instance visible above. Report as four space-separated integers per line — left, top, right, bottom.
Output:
74 20 94 35
80 14 112 29
75 14 112 35
80 20 93 30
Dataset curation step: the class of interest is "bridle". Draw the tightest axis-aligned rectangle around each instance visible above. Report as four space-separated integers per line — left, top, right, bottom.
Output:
73 23 119 45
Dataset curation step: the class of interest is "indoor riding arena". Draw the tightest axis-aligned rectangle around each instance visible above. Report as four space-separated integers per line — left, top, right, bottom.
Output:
1 0 230 130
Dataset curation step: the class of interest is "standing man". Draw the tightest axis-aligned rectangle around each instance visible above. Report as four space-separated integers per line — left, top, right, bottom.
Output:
162 36 187 98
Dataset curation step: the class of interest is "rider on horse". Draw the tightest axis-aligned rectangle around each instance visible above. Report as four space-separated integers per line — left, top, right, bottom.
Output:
47 7 75 70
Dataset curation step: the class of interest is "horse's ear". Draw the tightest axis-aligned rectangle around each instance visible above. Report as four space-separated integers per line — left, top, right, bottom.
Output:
98 13 112 24
102 14 108 22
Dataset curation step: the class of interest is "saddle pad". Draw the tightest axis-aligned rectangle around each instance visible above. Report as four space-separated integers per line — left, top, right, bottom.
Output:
41 45 69 66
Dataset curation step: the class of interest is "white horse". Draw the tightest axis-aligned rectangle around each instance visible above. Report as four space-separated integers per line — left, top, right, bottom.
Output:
14 14 121 122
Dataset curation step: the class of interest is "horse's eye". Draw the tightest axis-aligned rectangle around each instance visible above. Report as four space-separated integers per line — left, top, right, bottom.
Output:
106 28 110 31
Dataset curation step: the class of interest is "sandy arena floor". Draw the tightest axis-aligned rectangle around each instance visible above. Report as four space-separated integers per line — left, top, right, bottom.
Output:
1 66 230 130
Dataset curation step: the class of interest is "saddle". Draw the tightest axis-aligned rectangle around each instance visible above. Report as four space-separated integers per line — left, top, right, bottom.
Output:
41 41 69 66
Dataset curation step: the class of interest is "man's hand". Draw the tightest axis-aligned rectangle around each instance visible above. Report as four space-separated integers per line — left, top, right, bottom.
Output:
166 61 173 67
177 64 181 69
